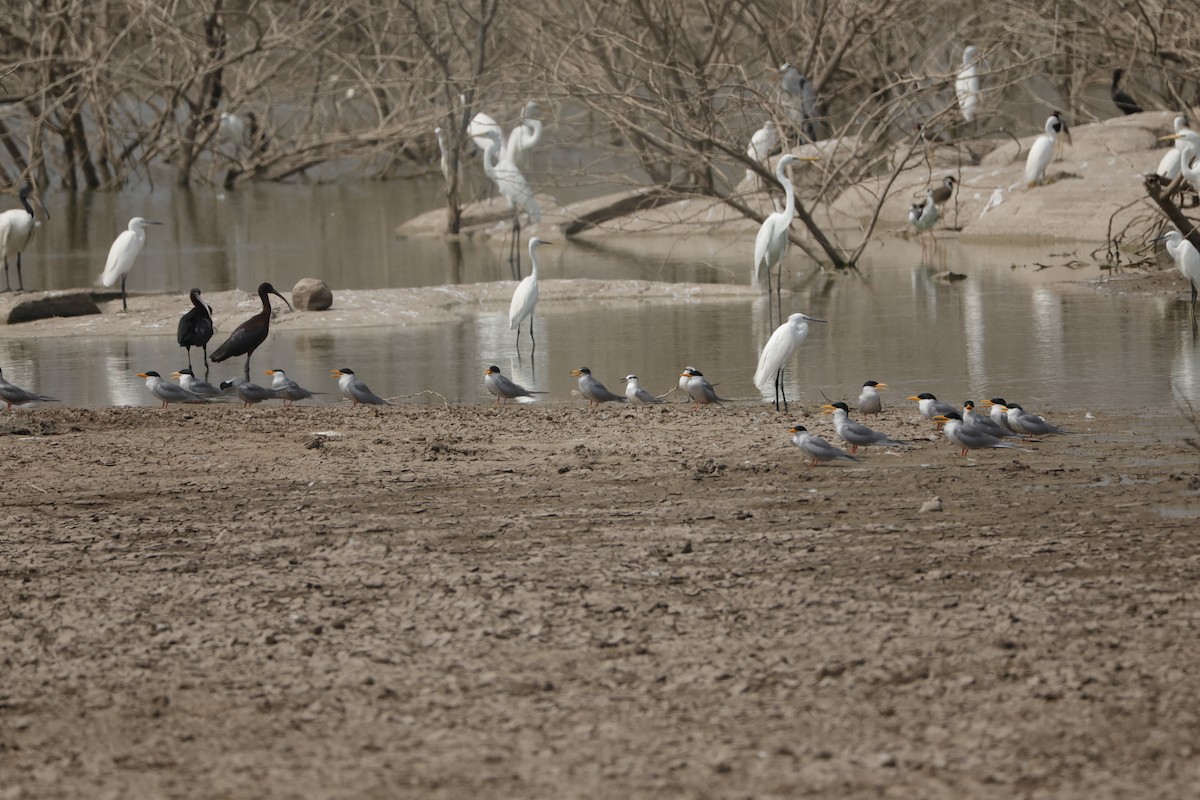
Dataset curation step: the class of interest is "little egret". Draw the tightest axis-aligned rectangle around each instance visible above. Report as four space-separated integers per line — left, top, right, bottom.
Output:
1156 116 1189 181
509 237 550 353
1154 229 1200 330
745 120 779 186
1110 69 1142 115
1024 113 1059 187
331 368 391 407
210 282 293 381
98 217 161 311
753 153 820 324
753 311 827 412
956 46 981 123
1160 130 1200 196
0 184 48 292
177 288 215 378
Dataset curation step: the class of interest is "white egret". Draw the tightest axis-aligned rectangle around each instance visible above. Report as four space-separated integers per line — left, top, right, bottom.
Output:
1154 229 1200 330
788 424 859 467
509 237 550 352
1160 129 1200 196
753 311 827 412
219 111 248 154
0 184 48 293
745 120 779 186
481 128 540 225
753 153 820 323
909 189 939 255
776 63 817 141
434 126 452 186
506 101 543 172
1023 113 1059 187
1110 69 1142 115
1156 116 1189 181
331 368 391 407
469 111 504 154
98 217 162 311
955 46 981 123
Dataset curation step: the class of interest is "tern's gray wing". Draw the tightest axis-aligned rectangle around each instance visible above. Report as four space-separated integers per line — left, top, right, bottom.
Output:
842 420 903 447
689 377 725 404
155 382 207 403
797 433 859 462
932 400 958 417
348 377 389 405
633 387 663 404
582 376 625 403
953 424 1017 450
0 383 54 405
1015 411 1068 435
964 413 1013 439
488 372 533 400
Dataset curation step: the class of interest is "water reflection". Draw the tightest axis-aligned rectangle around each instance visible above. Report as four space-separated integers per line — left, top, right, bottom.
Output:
3 181 1199 412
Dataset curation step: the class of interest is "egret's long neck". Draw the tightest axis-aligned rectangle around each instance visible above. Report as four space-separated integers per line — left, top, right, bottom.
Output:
778 165 796 219
483 139 499 175
529 247 540 278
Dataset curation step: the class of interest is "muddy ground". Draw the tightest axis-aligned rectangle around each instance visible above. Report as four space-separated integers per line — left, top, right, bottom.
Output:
2 400 1198 799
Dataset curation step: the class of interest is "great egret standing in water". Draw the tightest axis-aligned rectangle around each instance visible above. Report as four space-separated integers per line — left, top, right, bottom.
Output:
1154 229 1200 331
753 311 827 412
98 217 162 311
509 237 551 353
753 153 819 325
0 183 48 293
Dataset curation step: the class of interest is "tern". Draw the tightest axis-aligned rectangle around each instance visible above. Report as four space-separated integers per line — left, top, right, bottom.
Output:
821 402 906 454
789 424 859 467
483 365 540 405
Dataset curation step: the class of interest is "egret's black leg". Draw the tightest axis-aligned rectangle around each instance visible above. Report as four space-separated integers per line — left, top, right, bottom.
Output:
515 326 522 355
529 313 536 354
776 368 789 413
121 275 128 311
775 264 783 329
1 261 9 292
16 253 23 292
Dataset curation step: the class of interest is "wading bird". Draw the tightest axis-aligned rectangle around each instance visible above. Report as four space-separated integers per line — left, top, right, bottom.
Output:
1154 229 1200 330
0 184 48 292
331 368 391 407
753 153 820 324
1156 116 1190 182
484 365 540 405
98 217 161 311
509 237 550 353
506 101 544 172
776 63 818 141
753 311 827 412
930 176 957 208
0 366 56 409
210 282 293 381
956 45 981 123
746 120 779 186
909 189 939 255
177 288 214 378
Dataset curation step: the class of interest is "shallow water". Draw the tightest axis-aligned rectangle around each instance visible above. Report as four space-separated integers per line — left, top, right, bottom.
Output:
4 181 1199 412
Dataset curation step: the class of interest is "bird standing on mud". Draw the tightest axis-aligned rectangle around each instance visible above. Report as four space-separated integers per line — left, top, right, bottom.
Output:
265 369 321 405
821 402 906 454
858 380 887 416
789 424 859 467
331 368 390 407
138 370 209 408
483 365 540 405
680 367 726 409
622 374 663 405
0 366 56 409
210 282 293 381
572 367 626 409
753 311 827 412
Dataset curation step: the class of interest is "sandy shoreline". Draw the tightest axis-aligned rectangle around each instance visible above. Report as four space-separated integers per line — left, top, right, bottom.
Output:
2 402 1198 798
